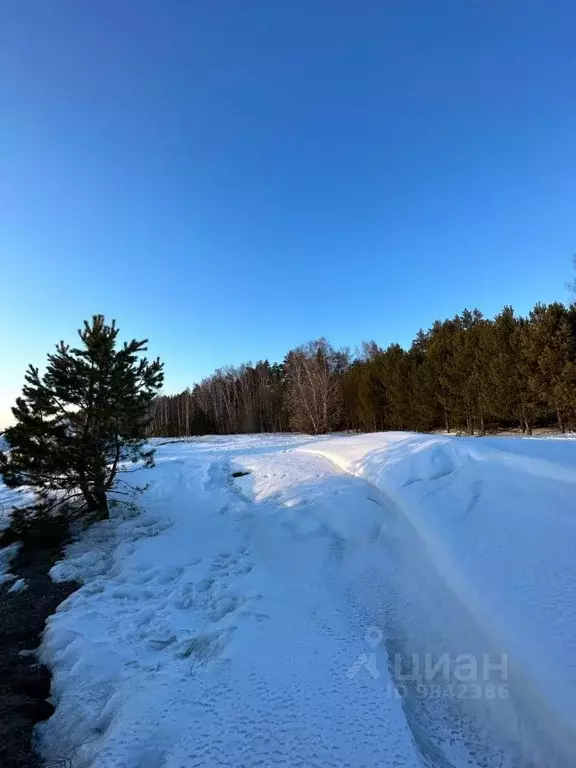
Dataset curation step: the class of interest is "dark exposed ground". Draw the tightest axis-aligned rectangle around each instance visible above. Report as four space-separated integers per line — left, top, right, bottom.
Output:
0 542 78 767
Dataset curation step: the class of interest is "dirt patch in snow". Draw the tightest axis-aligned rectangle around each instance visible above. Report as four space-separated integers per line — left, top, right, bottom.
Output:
0 543 78 767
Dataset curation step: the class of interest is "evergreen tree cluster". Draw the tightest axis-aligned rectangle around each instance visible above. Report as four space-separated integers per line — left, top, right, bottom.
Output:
150 302 576 437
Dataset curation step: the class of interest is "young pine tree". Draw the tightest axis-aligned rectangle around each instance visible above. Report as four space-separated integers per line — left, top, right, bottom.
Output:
0 316 164 523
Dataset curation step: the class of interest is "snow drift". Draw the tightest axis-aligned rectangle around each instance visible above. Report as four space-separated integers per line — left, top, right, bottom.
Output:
299 433 576 762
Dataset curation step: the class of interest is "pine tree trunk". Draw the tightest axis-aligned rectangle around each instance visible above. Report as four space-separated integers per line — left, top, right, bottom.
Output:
79 477 97 516
556 407 565 434
93 486 109 520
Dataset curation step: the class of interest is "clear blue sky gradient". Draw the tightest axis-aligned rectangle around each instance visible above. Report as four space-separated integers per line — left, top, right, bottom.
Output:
1 1 575 425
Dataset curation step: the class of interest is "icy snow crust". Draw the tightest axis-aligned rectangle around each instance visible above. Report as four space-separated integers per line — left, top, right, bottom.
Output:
30 432 576 767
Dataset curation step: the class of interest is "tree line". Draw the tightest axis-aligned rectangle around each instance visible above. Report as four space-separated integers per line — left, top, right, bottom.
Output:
149 301 576 437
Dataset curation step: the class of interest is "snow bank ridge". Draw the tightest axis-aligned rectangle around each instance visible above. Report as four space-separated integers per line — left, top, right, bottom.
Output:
299 432 576 761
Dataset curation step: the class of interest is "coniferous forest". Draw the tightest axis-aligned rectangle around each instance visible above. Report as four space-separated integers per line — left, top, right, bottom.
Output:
148 302 576 437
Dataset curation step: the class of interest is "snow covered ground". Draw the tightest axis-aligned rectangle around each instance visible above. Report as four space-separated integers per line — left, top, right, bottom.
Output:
0 541 20 585
11 432 575 767
0 435 35 529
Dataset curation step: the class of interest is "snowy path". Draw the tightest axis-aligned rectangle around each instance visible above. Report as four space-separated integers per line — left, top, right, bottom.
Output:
33 434 576 767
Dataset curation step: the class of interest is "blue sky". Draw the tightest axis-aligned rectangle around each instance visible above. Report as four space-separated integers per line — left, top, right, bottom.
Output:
1 1 575 426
